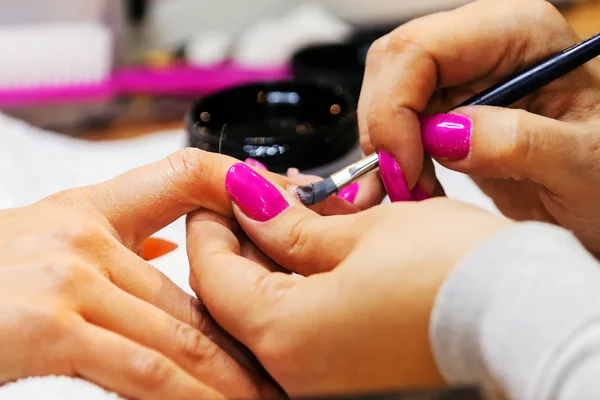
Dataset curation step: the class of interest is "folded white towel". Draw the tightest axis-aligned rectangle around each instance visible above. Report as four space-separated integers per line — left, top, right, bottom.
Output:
0 376 121 400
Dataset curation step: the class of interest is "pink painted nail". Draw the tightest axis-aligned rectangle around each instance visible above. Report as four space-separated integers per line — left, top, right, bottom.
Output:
421 114 472 159
245 158 268 171
337 182 359 203
410 185 430 201
378 150 410 202
225 163 289 222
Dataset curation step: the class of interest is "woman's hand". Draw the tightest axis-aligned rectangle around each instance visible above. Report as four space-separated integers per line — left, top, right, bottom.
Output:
359 0 600 252
0 149 355 399
187 163 511 396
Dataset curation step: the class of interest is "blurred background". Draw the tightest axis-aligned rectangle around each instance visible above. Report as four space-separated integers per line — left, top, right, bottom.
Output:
0 0 595 140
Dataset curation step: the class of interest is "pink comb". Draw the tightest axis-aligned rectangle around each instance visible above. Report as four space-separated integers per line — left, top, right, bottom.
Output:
0 62 291 108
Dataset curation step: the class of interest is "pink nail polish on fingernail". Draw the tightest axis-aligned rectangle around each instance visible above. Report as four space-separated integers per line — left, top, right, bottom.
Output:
245 158 268 171
337 182 359 203
421 114 472 159
378 150 410 202
225 163 289 221
410 185 430 201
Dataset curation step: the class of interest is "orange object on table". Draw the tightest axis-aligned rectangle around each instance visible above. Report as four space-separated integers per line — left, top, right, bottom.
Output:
139 238 178 261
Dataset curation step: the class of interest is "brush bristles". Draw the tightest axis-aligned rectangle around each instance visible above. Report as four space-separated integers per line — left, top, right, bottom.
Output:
296 177 338 206
296 184 317 206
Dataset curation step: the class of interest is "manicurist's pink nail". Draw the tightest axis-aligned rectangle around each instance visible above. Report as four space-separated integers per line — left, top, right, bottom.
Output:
421 114 472 159
337 182 359 204
244 158 268 171
225 163 289 221
410 185 430 201
378 150 410 202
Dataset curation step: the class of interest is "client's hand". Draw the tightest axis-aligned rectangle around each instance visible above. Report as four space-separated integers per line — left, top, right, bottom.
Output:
0 149 354 399
359 0 600 252
187 163 511 396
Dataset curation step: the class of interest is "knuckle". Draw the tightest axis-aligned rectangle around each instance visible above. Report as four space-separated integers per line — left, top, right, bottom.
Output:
385 31 424 56
285 216 311 259
26 308 78 346
530 0 562 22
480 109 531 177
174 321 219 365
45 189 87 207
63 220 107 247
129 352 174 389
509 110 535 170
31 205 109 250
186 297 213 334
365 36 388 62
165 148 213 187
366 106 385 136
40 259 94 296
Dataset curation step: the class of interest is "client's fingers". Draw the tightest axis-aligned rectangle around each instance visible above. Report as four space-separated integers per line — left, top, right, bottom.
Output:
186 210 303 345
52 149 354 251
225 163 359 275
73 323 224 400
89 241 209 331
79 273 275 399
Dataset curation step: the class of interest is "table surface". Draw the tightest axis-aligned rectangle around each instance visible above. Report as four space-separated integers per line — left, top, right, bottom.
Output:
84 0 600 141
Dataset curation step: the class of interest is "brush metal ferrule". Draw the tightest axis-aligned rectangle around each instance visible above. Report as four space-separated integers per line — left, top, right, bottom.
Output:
330 153 380 190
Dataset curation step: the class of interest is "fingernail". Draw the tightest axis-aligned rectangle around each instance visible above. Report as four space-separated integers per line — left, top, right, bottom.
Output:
287 168 303 179
421 114 472 159
378 150 410 202
410 185 430 201
337 182 359 203
245 158 268 171
226 163 289 222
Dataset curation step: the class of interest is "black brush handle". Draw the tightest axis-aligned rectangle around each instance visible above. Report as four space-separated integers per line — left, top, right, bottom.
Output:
458 32 600 108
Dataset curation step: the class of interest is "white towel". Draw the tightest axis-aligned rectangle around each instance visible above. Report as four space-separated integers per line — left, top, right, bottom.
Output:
0 377 121 400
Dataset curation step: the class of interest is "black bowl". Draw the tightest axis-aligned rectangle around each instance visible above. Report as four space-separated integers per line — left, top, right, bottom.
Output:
187 80 358 173
291 43 366 104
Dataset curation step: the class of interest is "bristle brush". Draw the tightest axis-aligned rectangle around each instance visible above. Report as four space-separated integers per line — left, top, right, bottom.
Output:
297 31 600 206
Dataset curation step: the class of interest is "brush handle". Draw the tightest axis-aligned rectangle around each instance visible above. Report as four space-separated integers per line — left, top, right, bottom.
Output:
457 32 600 108
331 152 380 189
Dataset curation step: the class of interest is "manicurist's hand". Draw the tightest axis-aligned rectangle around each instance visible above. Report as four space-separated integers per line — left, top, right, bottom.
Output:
359 0 600 252
0 149 356 399
187 162 512 396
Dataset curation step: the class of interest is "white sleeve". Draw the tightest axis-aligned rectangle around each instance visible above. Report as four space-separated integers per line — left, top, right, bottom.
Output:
430 222 600 399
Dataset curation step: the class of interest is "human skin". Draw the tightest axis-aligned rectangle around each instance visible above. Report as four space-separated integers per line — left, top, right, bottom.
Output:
358 0 600 253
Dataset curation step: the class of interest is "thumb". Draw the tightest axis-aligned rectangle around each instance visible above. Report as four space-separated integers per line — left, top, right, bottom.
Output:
224 163 360 275
421 106 582 188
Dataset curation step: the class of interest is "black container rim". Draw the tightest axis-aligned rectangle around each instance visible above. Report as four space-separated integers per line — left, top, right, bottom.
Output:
186 79 359 173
